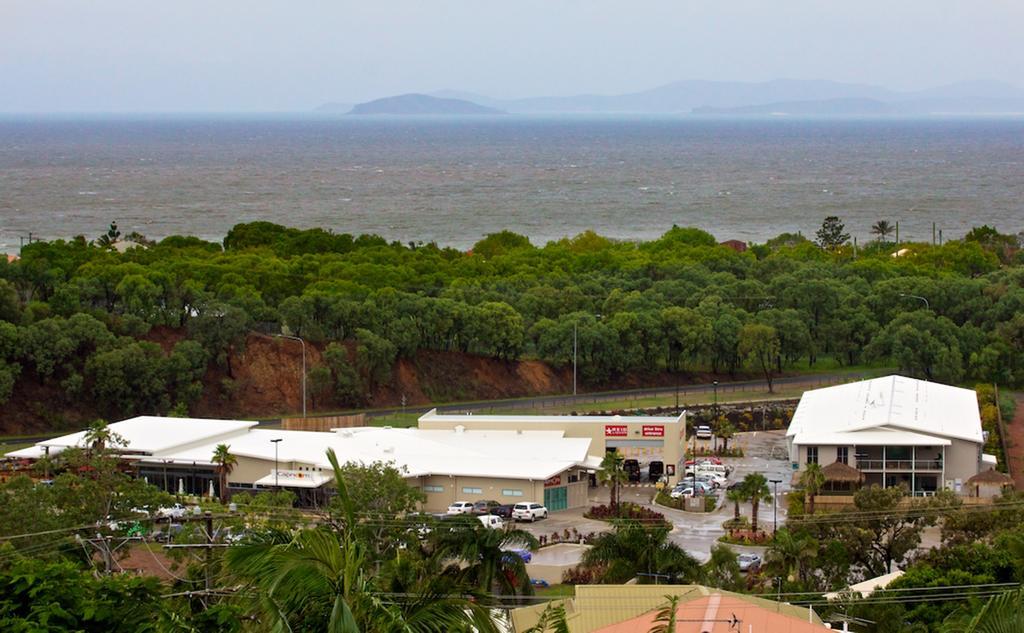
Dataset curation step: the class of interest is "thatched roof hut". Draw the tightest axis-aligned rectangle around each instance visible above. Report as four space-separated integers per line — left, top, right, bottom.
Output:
821 461 865 483
966 468 1013 498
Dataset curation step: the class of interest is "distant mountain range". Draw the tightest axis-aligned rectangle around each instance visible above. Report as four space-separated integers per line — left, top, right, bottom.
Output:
320 79 1024 116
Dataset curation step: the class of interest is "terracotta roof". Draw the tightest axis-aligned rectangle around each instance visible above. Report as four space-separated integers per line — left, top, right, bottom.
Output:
821 461 865 483
966 468 1013 486
592 594 831 633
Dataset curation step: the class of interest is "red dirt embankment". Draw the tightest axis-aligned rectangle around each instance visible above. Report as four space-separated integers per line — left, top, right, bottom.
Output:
1005 393 1024 489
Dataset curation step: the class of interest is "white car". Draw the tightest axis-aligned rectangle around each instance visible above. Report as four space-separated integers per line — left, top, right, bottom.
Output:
694 425 713 439
446 501 475 515
693 473 728 488
512 502 548 522
477 514 505 530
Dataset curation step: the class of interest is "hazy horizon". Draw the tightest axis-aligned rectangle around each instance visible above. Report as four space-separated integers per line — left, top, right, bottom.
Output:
2 1 1023 112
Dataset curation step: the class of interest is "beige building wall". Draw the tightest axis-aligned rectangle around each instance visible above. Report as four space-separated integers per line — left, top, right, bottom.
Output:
418 416 685 481
413 469 589 512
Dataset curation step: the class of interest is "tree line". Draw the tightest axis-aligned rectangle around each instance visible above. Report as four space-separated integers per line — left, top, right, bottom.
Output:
0 219 1022 420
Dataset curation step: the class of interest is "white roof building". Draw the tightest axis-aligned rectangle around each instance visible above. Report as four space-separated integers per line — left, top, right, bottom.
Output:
787 375 989 494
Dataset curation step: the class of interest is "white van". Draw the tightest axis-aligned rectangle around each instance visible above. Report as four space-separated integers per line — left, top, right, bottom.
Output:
685 463 729 478
477 514 505 530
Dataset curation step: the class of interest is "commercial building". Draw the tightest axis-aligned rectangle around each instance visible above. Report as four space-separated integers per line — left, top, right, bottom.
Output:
418 409 686 486
7 415 605 512
786 375 991 495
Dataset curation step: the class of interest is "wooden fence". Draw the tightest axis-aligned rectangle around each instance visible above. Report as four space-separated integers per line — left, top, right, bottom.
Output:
281 414 366 432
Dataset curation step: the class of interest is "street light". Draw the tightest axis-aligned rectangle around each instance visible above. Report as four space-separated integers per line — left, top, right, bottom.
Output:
273 334 307 418
271 438 283 489
713 381 719 417
898 293 930 310
769 478 782 534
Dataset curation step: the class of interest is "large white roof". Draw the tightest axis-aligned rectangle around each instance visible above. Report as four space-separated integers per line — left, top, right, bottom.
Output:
143 426 595 481
38 416 258 455
787 375 982 445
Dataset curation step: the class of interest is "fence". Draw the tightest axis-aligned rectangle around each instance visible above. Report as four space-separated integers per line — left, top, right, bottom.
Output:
281 414 366 432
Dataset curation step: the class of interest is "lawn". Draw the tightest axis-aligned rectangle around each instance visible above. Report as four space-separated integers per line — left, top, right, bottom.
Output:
0 441 33 457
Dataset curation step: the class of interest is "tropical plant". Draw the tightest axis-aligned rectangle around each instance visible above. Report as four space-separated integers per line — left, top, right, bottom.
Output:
83 419 125 455
703 544 743 591
800 462 826 515
741 473 773 534
211 443 237 504
522 602 570 633
726 487 745 524
649 594 682 633
871 220 895 242
582 520 700 584
598 451 629 515
715 419 735 452
941 587 1024 633
764 528 818 584
816 215 850 250
224 448 499 632
431 516 538 596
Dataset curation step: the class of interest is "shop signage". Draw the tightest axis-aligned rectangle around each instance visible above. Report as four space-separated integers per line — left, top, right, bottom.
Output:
642 425 665 437
274 469 313 480
544 475 561 487
604 424 628 437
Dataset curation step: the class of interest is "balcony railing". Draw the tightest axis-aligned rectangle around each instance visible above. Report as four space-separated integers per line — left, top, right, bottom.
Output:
856 460 943 471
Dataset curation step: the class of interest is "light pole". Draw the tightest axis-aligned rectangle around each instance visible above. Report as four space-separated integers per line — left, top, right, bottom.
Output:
271 438 282 489
274 334 307 418
713 380 719 418
572 321 577 396
898 293 930 310
769 478 782 534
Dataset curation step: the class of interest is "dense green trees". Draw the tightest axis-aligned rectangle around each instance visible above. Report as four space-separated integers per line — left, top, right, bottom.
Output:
0 221 1022 420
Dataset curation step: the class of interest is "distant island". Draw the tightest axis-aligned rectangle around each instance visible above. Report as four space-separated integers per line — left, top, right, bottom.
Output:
344 93 505 116
323 79 1024 116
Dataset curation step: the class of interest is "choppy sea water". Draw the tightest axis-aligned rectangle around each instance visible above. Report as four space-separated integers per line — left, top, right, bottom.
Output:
0 115 1021 253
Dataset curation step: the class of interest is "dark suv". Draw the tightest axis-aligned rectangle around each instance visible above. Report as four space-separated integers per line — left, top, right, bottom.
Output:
648 461 664 482
472 500 501 515
624 459 641 483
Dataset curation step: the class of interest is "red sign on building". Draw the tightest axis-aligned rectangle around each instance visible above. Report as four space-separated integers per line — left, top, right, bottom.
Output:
642 425 665 437
604 424 628 437
544 475 561 487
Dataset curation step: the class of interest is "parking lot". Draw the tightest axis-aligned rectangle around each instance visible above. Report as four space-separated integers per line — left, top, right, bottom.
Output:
512 430 794 564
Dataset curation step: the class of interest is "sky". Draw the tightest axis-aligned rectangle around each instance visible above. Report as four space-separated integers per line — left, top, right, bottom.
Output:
1 0 1023 112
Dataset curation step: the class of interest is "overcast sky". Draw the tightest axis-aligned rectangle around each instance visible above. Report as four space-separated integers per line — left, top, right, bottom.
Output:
2 1 1022 112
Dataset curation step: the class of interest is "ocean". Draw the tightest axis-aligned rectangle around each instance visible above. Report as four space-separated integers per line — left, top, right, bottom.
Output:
1 115 1022 253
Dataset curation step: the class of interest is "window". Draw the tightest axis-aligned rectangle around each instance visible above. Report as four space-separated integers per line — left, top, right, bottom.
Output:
423 485 444 493
462 487 482 494
806 446 818 465
837 447 848 465
502 489 524 497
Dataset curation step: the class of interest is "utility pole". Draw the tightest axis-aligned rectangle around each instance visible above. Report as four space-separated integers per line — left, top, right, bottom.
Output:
204 511 213 592
572 321 577 396
273 334 307 418
271 438 283 489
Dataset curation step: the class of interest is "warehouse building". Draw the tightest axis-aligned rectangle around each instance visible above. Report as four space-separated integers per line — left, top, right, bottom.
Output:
418 409 686 484
7 415 605 512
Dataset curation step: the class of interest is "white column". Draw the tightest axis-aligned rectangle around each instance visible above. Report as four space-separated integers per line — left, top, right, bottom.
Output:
911 446 916 496
882 446 887 488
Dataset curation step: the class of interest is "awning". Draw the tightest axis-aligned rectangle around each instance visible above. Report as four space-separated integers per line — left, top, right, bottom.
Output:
253 470 334 489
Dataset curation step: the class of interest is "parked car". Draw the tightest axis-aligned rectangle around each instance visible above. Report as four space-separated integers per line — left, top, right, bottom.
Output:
493 504 515 519
695 425 713 439
503 548 532 563
446 501 475 515
648 461 664 482
671 481 711 498
512 502 548 522
472 500 501 515
685 457 723 466
623 459 641 483
670 487 697 499
726 481 744 491
737 553 762 572
477 514 505 530
693 473 727 488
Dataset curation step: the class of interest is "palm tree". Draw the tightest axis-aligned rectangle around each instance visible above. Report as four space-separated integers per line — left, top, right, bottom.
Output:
431 516 539 596
583 520 700 584
726 487 745 525
598 452 629 515
800 463 825 515
523 603 570 633
703 544 743 591
742 473 773 534
211 444 237 504
716 420 736 453
871 220 895 242
941 587 1024 632
649 594 682 633
764 528 817 584
225 448 499 632
83 419 125 455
